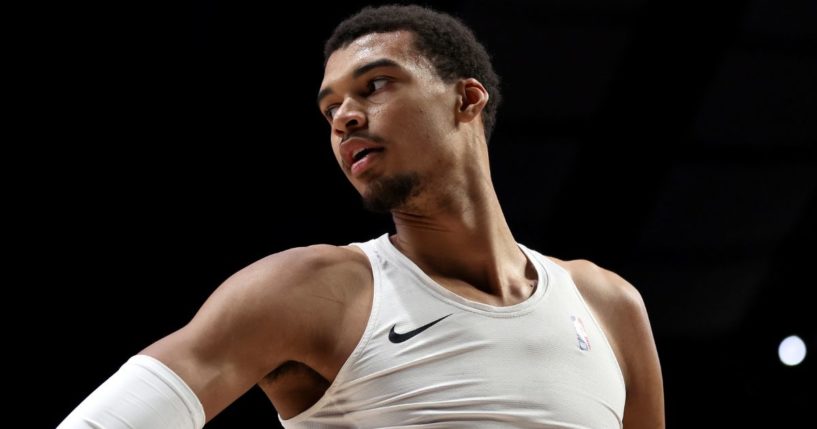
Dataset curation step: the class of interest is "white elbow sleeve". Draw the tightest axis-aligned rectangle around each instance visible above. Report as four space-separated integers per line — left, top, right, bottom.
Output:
58 355 206 429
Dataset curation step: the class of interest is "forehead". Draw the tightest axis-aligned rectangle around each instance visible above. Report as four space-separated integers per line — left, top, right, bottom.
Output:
321 31 430 88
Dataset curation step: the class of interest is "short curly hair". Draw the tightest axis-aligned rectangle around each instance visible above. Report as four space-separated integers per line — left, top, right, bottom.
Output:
324 4 502 143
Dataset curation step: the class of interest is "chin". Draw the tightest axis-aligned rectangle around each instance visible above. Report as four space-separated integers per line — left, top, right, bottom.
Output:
360 172 421 213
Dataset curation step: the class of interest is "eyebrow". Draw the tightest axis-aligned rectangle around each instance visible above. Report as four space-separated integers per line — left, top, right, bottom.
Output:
317 58 402 106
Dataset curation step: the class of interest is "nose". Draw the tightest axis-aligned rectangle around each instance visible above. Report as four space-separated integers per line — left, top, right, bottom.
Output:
332 98 367 137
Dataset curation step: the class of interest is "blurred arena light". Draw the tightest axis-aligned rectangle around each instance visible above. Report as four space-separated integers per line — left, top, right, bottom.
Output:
778 335 806 366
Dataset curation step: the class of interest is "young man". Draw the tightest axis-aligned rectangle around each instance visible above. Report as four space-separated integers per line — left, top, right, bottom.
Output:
60 5 664 428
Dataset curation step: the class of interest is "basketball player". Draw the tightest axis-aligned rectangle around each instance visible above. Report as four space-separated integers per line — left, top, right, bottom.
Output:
59 5 664 428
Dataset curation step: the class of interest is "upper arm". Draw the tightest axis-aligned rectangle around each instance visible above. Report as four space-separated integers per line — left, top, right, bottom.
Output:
615 278 664 429
140 245 343 422
559 259 665 429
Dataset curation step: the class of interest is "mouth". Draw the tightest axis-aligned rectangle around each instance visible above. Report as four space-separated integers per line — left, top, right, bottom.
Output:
350 147 384 177
340 136 385 177
352 146 384 163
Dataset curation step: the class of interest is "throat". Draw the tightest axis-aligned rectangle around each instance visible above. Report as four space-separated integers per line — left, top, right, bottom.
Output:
430 270 537 307
388 234 538 306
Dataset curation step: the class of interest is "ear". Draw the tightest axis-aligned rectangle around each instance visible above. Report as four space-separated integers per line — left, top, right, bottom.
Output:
455 78 489 124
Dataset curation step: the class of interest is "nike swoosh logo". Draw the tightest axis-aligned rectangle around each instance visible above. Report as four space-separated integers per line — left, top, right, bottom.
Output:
389 314 453 344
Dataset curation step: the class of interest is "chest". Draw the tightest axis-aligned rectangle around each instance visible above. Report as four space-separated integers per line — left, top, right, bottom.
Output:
358 303 618 391
318 261 627 427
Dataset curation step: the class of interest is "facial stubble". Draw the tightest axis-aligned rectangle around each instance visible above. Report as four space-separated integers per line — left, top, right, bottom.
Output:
362 172 421 213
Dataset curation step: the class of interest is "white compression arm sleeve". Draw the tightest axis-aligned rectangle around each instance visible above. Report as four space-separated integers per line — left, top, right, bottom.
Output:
58 355 205 429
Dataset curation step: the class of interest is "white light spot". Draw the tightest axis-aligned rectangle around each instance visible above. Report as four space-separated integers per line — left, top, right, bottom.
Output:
778 335 806 366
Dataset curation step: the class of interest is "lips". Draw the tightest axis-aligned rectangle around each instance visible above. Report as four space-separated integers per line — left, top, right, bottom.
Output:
340 137 384 176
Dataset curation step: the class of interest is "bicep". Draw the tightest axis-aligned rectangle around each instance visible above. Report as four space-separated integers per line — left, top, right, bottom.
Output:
141 249 315 422
620 288 665 429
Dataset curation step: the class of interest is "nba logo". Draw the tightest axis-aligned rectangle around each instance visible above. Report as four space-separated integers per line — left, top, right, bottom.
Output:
571 315 591 351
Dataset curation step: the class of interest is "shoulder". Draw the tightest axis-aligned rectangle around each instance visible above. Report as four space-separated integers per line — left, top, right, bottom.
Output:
545 258 649 383
193 243 373 348
220 243 371 299
247 243 369 278
232 243 373 337
548 257 646 317
548 257 665 427
140 244 375 418
174 243 373 363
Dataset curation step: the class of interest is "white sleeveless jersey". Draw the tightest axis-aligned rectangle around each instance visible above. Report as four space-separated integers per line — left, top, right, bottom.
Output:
280 234 626 428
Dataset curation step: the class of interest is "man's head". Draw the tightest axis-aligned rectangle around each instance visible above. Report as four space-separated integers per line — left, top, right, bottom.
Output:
319 6 500 213
324 5 501 142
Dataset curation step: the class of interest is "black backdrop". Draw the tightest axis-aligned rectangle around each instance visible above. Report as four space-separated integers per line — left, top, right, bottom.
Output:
39 0 815 427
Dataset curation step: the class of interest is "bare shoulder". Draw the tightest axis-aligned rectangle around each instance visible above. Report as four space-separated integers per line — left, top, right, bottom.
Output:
235 243 369 283
141 243 373 420
229 243 371 297
548 257 645 318
221 242 374 344
151 243 372 352
210 243 374 343
548 257 665 428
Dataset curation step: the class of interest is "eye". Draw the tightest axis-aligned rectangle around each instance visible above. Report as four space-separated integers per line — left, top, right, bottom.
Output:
324 105 339 120
366 77 389 94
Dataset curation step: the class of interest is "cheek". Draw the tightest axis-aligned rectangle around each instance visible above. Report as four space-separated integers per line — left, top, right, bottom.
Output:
370 94 453 151
375 96 431 127
329 133 342 158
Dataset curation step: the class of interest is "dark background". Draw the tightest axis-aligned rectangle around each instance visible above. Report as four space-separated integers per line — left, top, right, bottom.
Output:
39 0 814 427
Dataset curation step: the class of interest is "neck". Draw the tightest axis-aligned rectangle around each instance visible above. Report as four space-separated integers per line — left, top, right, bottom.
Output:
389 174 535 305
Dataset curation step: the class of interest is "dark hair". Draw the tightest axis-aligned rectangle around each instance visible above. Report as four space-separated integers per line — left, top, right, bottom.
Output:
324 4 501 143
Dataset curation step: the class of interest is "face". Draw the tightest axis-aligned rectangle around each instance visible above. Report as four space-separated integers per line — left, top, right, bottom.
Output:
318 31 460 212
